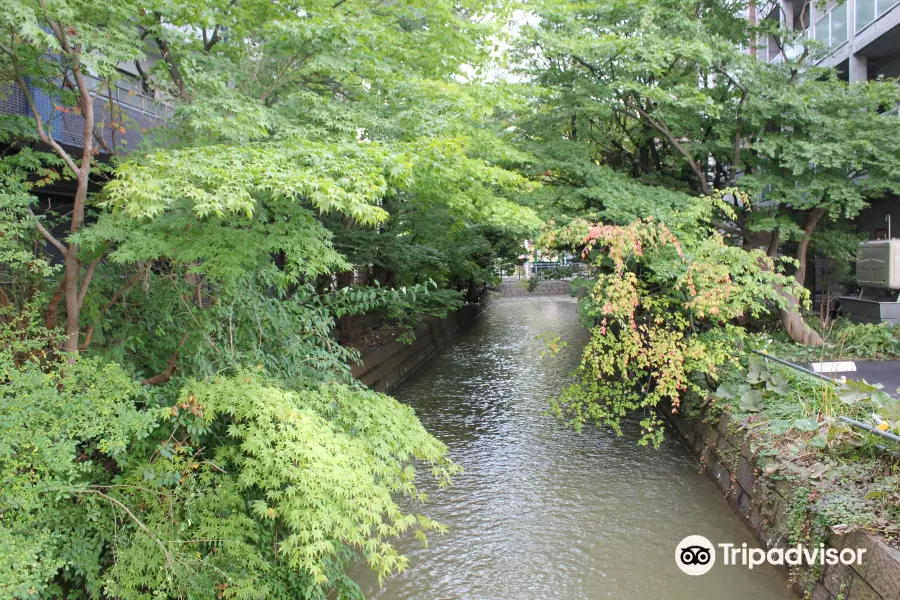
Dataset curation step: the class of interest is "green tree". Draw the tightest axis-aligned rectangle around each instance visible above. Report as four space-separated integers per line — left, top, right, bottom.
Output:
548 198 805 446
514 0 900 345
1 0 145 355
0 0 540 597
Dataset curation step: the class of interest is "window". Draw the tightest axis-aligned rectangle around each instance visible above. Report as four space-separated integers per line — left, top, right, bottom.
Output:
815 14 830 45
857 0 876 31
831 3 848 45
877 0 900 16
856 0 900 33
813 3 850 49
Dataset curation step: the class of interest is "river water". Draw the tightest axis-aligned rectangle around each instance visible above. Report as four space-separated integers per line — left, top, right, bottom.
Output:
352 297 794 599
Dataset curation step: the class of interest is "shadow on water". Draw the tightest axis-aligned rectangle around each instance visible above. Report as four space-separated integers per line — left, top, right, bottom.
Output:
350 297 794 600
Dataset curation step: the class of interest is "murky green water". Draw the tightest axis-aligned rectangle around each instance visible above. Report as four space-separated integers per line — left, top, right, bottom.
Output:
352 297 793 599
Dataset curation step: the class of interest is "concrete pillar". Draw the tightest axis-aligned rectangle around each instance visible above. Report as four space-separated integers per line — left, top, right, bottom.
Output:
850 53 868 83
781 0 794 29
780 0 800 59
809 1 821 41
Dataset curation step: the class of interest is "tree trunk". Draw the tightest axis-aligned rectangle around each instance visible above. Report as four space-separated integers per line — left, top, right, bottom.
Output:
15 45 95 358
767 228 780 258
779 296 824 346
778 208 825 346
61 62 95 357
63 240 82 354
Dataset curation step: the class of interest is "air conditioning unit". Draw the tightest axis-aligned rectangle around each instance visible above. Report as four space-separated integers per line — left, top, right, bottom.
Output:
857 240 900 290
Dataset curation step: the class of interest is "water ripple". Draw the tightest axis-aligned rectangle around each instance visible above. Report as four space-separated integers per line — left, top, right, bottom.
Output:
351 298 793 600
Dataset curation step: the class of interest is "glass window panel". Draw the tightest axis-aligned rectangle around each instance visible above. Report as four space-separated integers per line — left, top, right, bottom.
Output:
831 5 848 45
878 0 899 16
857 0 876 31
815 15 830 45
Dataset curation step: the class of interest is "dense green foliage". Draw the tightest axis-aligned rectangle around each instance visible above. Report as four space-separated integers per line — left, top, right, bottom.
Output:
511 2 900 560
548 202 805 445
2 0 900 595
499 0 900 447
0 0 538 597
512 0 900 345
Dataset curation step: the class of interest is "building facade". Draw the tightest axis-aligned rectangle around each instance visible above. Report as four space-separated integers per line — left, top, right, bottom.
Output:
760 0 900 83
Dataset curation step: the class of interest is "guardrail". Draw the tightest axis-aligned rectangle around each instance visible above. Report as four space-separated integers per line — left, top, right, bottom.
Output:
751 349 900 447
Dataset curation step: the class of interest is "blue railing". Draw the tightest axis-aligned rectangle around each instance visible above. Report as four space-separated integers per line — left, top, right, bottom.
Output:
1 74 172 155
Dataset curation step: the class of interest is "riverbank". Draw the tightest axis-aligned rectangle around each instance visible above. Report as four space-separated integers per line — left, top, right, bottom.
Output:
665 395 900 600
499 279 574 297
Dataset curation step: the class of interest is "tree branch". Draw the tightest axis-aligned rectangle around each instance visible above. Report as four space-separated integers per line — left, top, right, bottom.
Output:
203 24 221 52
0 48 82 177
153 14 188 100
75 489 172 564
27 208 68 256
259 49 312 102
203 0 237 52
142 332 190 385
629 102 712 195
77 253 104 312
37 0 74 54
714 66 750 184
79 267 144 350
44 277 67 329
572 55 605 81
133 58 153 95
93 127 113 155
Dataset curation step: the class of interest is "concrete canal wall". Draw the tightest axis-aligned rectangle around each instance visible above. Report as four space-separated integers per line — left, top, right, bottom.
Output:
351 297 491 392
499 280 573 297
665 405 900 600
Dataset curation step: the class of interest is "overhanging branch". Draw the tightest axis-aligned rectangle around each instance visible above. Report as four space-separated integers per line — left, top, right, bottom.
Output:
27 208 68 256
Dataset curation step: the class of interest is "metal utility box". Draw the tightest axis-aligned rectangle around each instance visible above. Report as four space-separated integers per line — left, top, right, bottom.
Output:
857 240 900 290
839 298 900 325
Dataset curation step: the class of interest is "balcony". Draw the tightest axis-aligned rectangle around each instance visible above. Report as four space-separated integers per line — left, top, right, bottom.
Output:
856 0 900 33
815 2 850 51
0 72 172 156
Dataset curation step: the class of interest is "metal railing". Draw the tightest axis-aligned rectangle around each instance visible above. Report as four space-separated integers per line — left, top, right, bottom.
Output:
1 72 173 154
531 261 566 274
752 349 900 447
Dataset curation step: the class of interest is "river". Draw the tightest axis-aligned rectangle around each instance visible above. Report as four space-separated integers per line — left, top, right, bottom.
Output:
351 296 794 599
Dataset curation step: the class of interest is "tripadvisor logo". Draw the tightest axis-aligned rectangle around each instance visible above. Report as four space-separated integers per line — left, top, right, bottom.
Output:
676 535 716 575
675 535 867 575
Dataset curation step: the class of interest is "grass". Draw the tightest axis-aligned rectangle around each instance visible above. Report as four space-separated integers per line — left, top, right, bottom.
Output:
753 318 900 363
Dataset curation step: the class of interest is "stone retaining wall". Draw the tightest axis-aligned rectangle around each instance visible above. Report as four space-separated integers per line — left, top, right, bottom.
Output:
499 280 573 297
350 298 490 392
665 406 900 600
